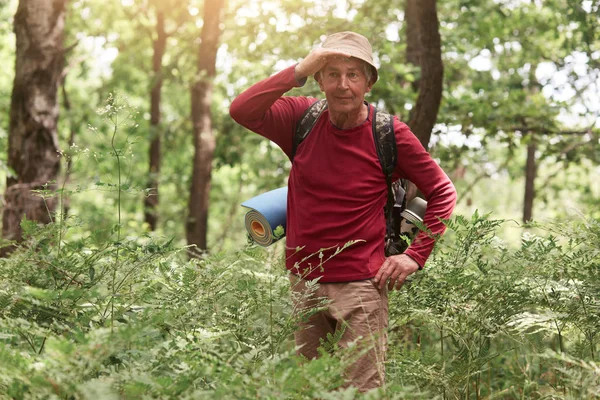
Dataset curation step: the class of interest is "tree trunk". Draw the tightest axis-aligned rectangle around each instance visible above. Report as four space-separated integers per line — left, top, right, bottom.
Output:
405 0 421 91
405 0 444 202
407 0 444 150
144 9 166 231
523 65 539 224
1 0 65 256
186 0 225 255
523 136 537 223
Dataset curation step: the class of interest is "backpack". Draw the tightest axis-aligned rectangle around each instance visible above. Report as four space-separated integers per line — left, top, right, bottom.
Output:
291 99 409 256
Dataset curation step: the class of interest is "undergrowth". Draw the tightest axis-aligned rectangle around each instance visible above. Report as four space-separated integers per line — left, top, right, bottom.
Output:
0 97 598 399
1 212 599 399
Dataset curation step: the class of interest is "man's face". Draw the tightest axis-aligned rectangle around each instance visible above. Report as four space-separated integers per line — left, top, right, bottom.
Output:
317 57 373 116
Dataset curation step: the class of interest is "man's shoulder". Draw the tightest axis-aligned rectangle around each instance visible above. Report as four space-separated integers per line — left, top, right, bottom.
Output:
296 97 325 119
370 109 412 141
280 96 319 112
299 96 323 109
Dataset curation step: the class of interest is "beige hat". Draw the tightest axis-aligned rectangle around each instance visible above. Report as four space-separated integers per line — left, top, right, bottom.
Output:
319 31 378 83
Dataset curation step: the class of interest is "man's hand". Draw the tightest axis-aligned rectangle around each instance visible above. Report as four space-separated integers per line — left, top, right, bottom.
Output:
374 254 420 291
294 48 352 82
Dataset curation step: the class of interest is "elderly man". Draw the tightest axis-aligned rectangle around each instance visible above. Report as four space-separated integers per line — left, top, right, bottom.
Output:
230 32 456 391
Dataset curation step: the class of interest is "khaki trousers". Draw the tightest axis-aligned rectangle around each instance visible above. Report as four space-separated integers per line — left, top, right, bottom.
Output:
289 274 389 391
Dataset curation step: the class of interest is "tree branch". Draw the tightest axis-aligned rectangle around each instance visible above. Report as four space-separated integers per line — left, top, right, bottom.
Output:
511 127 594 136
456 156 513 205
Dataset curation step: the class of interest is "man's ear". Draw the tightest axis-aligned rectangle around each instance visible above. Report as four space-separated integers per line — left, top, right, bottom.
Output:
316 72 325 92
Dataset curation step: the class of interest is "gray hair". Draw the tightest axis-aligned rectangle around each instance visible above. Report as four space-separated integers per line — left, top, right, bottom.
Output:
362 61 374 84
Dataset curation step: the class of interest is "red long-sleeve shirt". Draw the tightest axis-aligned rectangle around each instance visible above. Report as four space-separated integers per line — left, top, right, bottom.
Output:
230 65 456 282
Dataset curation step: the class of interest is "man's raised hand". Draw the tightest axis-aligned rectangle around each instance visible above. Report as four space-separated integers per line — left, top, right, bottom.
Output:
294 48 353 81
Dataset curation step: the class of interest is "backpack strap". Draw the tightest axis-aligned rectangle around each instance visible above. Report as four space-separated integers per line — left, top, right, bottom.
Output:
292 99 328 162
372 109 407 255
371 109 397 180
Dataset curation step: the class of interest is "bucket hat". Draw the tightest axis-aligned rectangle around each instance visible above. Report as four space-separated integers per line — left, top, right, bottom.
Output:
318 31 378 83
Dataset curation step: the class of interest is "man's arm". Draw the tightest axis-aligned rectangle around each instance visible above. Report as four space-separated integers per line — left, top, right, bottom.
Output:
229 49 351 156
229 65 309 157
375 119 457 290
394 120 457 267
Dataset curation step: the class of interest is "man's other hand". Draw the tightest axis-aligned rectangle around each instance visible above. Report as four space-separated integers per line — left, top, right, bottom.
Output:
374 254 420 291
294 48 352 81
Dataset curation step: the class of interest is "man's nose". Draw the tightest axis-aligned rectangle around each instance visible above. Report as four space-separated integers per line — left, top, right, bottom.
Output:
337 75 349 89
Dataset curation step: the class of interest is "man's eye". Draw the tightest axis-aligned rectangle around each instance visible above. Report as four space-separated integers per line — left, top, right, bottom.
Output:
329 72 338 77
349 73 358 79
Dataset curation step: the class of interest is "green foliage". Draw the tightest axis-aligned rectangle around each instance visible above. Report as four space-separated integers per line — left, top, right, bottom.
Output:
8 0 596 248
1 202 600 398
0 0 16 175
1 0 600 397
384 212 600 399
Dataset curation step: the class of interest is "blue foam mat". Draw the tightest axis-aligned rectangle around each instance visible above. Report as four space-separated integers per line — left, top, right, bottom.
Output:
241 187 288 246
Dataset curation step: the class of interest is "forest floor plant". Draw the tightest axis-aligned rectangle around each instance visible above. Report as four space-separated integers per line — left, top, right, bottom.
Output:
0 98 599 399
1 210 599 398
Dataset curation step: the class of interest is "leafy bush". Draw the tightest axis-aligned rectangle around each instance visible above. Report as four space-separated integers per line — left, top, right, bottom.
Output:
1 212 598 399
1 98 598 398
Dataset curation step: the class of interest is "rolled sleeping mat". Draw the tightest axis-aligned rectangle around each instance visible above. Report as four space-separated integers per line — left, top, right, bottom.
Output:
241 187 288 246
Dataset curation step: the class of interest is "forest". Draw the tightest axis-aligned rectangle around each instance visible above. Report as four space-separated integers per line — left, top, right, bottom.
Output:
0 0 599 398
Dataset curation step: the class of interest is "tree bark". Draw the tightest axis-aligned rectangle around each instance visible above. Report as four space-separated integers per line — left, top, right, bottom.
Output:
186 0 225 255
407 0 444 150
522 65 540 224
1 0 66 256
523 136 537 223
404 0 444 202
144 9 166 231
405 0 421 91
